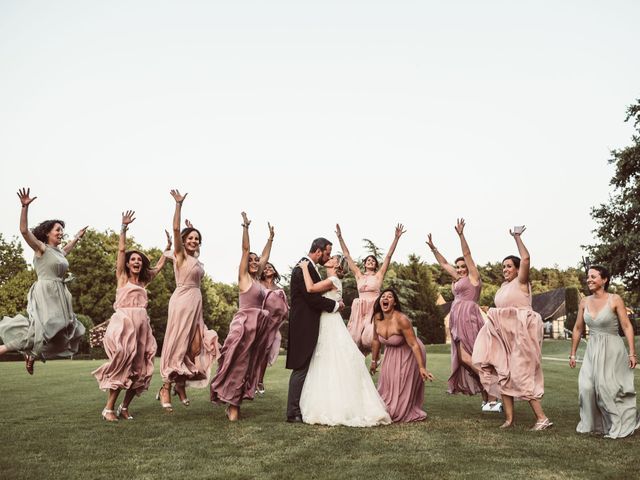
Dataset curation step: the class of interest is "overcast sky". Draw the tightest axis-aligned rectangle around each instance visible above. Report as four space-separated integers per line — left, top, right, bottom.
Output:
1 1 639 283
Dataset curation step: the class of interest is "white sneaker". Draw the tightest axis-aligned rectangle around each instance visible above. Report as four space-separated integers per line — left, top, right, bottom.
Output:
490 401 504 413
481 401 495 412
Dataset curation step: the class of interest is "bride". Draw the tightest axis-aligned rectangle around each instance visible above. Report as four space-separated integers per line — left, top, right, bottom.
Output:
298 255 391 427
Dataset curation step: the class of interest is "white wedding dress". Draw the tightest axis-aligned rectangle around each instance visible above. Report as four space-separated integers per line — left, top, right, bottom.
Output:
300 276 391 427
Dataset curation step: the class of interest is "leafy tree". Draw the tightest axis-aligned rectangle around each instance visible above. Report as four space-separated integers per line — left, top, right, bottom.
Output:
395 255 446 344
0 269 36 316
587 99 640 303
0 234 27 286
564 287 580 332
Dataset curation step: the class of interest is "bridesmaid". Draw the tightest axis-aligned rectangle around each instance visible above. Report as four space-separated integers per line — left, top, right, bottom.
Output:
336 223 405 354
93 211 170 421
210 213 277 421
569 265 639 438
158 190 220 412
370 288 434 422
427 219 500 411
472 227 552 430
0 188 86 374
256 262 289 394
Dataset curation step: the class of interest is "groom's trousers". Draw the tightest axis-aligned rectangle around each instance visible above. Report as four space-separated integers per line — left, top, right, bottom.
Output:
287 357 311 418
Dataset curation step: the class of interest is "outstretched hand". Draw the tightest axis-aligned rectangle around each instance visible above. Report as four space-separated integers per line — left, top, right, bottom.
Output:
509 225 526 237
335 223 343 238
74 226 88 240
164 229 173 251
455 218 466 236
17 187 37 207
426 233 436 250
170 189 188 204
394 223 406 239
121 210 136 226
185 219 194 229
241 212 251 227
268 222 274 239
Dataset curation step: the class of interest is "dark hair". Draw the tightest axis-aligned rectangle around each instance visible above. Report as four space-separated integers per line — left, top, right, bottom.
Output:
371 288 402 323
309 237 332 254
589 265 611 291
125 250 152 283
181 227 202 245
363 254 380 271
454 256 465 265
32 219 65 244
260 262 281 284
502 255 521 269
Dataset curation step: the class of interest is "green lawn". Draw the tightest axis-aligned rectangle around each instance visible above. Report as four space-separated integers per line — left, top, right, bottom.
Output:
1 339 638 480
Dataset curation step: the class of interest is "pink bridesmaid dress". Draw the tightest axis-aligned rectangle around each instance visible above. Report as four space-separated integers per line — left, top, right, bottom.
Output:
472 278 544 400
160 255 220 388
211 281 280 406
377 334 427 422
448 276 485 395
255 288 289 388
347 274 382 353
93 282 157 394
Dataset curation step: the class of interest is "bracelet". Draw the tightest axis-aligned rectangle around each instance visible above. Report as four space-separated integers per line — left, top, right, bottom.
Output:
629 354 637 358
569 355 576 359
120 224 128 232
241 224 249 228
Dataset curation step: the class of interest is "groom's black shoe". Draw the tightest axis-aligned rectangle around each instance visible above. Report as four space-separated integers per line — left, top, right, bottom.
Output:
286 415 303 423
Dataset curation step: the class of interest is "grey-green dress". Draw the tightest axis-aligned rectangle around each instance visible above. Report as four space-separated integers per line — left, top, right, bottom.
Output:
577 295 640 438
0 246 85 360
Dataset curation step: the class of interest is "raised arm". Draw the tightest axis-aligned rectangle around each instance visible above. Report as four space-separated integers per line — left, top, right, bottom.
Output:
399 314 434 382
335 224 362 279
297 260 336 294
170 189 188 266
16 188 45 255
455 219 480 285
377 224 405 279
116 210 135 285
63 226 87 255
257 222 274 276
510 227 530 284
238 212 253 291
612 295 637 368
569 299 586 368
149 229 173 281
426 233 458 279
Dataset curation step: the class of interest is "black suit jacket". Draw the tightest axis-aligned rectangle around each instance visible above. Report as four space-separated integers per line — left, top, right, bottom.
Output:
285 258 337 370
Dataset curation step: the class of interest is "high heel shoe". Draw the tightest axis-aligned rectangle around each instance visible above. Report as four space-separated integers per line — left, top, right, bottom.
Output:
117 404 134 420
24 354 35 375
173 383 190 407
101 408 118 422
156 384 174 412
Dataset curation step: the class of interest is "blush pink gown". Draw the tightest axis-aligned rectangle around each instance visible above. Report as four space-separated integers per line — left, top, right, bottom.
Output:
211 281 283 406
160 255 220 388
347 274 382 353
377 334 427 422
448 276 485 395
93 282 157 394
256 288 289 387
472 278 544 400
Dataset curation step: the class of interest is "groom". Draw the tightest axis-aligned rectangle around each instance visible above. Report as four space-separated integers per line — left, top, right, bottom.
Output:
286 237 343 423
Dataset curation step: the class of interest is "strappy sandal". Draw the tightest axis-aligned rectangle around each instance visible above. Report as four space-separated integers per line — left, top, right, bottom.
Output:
101 408 118 422
499 421 515 429
173 383 190 406
155 384 174 412
530 418 553 431
117 404 134 420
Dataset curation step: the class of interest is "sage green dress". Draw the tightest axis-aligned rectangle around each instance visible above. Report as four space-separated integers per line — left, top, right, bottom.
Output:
577 295 640 438
0 245 85 360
